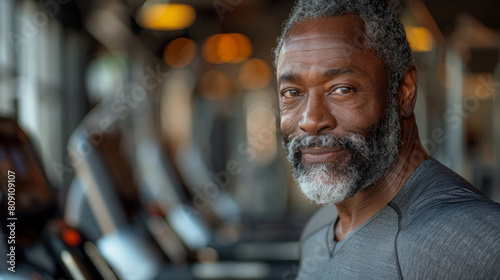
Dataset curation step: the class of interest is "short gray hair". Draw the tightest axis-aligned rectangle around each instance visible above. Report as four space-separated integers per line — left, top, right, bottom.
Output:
274 0 414 100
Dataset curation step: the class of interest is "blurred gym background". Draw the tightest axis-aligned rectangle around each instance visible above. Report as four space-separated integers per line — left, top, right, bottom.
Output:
0 0 499 279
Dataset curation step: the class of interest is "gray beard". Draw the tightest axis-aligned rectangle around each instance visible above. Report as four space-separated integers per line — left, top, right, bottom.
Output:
282 97 401 205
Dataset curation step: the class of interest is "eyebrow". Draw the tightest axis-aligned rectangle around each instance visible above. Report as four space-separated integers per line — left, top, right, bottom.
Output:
278 67 356 85
277 73 300 85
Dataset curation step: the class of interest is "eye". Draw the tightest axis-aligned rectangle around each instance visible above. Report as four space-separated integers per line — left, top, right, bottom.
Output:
281 89 302 98
331 86 354 96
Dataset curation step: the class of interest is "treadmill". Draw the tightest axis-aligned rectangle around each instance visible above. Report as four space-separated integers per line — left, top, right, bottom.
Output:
0 117 117 279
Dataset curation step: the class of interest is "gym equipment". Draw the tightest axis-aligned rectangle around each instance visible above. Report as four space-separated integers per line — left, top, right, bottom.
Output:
0 117 118 279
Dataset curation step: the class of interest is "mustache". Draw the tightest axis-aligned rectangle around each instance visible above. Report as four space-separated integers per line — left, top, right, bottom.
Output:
282 133 369 166
283 133 366 152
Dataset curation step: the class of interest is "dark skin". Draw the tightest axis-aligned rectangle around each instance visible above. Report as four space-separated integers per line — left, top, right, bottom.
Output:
277 15 429 241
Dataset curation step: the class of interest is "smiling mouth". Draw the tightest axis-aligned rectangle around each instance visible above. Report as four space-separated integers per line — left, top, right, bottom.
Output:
300 146 348 163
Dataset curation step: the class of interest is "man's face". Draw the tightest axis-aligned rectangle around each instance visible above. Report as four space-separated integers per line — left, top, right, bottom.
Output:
277 15 401 204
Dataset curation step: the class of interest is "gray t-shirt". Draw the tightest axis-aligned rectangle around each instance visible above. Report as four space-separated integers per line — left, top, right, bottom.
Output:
297 158 500 280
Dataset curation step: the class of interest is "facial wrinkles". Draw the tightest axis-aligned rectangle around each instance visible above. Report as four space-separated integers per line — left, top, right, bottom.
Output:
278 34 362 68
281 52 352 69
282 38 357 59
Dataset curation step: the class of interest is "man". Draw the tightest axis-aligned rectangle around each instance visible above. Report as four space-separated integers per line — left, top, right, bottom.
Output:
274 0 500 279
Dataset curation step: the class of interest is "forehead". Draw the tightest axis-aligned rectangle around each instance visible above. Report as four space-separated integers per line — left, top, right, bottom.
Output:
277 15 383 76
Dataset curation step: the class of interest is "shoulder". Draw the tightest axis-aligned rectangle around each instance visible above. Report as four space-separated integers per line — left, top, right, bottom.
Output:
409 158 481 196
399 206 500 279
398 158 500 278
300 205 338 242
401 158 497 222
402 158 500 246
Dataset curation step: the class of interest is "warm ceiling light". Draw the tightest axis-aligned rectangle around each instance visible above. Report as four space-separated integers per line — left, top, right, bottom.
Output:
163 37 196 68
406 26 434 52
217 34 239 62
202 35 220 64
239 58 271 90
202 33 252 64
137 3 196 31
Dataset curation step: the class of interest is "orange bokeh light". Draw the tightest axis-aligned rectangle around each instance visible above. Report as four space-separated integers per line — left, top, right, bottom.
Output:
405 26 434 52
202 33 252 64
163 38 196 68
137 4 196 31
239 58 272 90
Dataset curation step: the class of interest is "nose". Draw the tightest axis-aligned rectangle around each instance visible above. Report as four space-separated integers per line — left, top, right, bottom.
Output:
298 93 337 135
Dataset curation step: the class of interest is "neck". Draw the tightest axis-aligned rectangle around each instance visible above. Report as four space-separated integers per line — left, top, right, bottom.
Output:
334 115 428 241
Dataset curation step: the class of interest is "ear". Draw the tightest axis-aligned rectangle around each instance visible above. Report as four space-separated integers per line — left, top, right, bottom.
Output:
398 66 418 119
